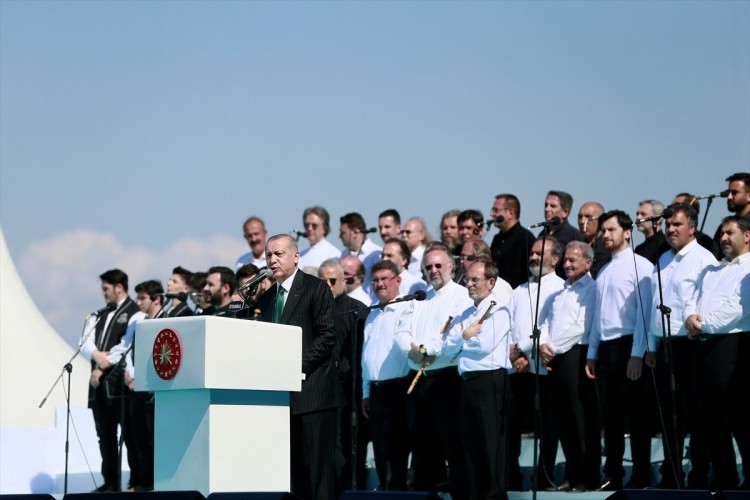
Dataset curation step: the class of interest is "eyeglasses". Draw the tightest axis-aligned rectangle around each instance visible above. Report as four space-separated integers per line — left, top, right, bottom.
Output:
458 255 477 262
465 277 487 285
424 263 444 271
305 223 320 229
325 278 338 285
400 230 413 236
371 275 397 285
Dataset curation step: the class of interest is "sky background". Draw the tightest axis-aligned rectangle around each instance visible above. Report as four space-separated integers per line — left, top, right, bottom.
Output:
1 0 748 348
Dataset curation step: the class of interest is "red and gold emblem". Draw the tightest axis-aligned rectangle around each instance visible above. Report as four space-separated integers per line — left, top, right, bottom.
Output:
152 328 182 380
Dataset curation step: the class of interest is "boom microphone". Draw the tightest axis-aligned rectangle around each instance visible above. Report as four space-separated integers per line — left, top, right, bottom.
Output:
694 190 729 201
529 216 562 229
381 290 427 308
483 215 504 228
86 303 116 318
159 292 189 301
362 227 378 234
634 207 674 225
236 268 273 294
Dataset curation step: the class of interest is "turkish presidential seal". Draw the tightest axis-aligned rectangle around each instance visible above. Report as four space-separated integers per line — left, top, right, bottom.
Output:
152 328 182 380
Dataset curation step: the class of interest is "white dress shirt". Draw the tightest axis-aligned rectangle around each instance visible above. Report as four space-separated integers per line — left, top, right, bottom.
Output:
492 277 514 306
80 298 145 362
588 247 653 360
395 280 474 371
235 251 266 271
689 253 750 334
407 244 426 276
542 273 597 355
510 273 565 374
299 238 342 269
647 239 717 350
348 286 373 307
398 270 429 297
342 238 382 293
443 295 513 375
361 301 412 398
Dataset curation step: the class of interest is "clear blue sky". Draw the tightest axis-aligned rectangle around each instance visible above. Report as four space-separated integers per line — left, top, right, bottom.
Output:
1 0 748 347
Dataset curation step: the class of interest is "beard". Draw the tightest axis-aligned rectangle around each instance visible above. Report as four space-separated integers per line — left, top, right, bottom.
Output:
529 263 552 277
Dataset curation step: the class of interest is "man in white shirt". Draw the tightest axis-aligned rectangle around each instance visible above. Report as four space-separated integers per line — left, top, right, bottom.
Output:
686 215 750 490
585 210 653 490
298 205 342 269
361 260 412 490
401 217 430 276
643 204 717 489
394 243 472 498
341 255 372 306
378 209 402 244
507 236 565 491
235 216 268 270
340 212 382 293
539 241 600 491
381 237 428 298
443 259 513 500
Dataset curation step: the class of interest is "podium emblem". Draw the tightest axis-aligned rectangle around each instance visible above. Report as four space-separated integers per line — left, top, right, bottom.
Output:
152 328 182 380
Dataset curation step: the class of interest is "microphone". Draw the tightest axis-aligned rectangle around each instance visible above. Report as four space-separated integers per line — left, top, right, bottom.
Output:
694 190 729 200
483 215 504 228
159 292 189 301
291 229 308 239
362 227 378 234
381 290 427 308
529 216 562 229
634 207 674 225
86 303 116 318
236 268 273 294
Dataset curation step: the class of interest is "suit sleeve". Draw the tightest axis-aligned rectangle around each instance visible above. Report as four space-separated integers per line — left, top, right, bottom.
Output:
301 278 337 376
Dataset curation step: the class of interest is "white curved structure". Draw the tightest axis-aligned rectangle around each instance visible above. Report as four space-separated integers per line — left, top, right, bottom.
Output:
1 227 101 493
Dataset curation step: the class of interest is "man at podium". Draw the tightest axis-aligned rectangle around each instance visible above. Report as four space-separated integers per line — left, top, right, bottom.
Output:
260 234 343 499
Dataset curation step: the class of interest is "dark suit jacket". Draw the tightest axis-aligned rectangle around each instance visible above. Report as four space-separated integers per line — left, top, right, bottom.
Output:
260 270 343 415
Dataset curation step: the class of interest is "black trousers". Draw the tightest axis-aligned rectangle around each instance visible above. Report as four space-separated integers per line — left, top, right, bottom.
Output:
548 345 601 488
290 407 339 499
693 334 740 490
368 376 411 490
408 367 469 499
507 371 559 489
596 336 651 482
460 369 510 500
336 377 371 492
90 374 137 489
126 390 154 489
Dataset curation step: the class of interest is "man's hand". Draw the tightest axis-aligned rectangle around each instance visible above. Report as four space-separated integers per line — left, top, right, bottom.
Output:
644 352 657 369
627 356 642 381
361 398 370 419
585 359 597 380
90 368 103 389
513 356 529 373
462 322 482 341
540 343 556 367
686 314 704 340
124 372 135 391
93 350 111 370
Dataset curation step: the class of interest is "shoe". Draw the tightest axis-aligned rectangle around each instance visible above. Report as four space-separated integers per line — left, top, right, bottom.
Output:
545 481 570 492
624 478 650 489
569 483 588 493
91 484 117 493
598 476 623 491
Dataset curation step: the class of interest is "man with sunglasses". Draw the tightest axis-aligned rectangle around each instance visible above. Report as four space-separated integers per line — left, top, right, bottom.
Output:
318 259 369 493
394 242 474 498
341 255 372 306
299 205 342 269
361 260 412 490
340 212 382 294
401 217 430 276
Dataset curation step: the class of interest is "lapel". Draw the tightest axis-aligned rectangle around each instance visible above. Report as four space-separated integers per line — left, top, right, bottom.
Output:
281 270 305 324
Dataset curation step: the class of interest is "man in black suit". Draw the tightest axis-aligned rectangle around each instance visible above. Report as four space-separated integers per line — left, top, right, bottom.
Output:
260 234 343 499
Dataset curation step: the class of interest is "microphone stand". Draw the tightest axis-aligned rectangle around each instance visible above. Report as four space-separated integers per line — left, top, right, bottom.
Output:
652 223 681 488
350 310 361 490
529 231 548 500
698 197 715 235
38 313 106 495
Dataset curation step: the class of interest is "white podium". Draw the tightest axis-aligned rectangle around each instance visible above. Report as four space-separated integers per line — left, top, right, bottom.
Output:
134 316 302 496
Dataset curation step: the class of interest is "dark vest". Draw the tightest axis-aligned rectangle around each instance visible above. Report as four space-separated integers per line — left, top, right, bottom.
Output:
89 297 140 404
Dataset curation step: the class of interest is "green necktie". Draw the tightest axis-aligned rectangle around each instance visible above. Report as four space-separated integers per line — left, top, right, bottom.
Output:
274 286 286 323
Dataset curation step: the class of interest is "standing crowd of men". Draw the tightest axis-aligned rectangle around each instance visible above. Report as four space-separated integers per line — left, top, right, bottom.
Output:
80 173 750 499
